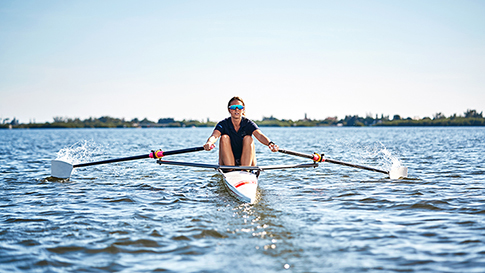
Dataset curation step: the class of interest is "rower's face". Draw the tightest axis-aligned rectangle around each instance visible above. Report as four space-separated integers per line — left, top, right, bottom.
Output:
228 100 245 119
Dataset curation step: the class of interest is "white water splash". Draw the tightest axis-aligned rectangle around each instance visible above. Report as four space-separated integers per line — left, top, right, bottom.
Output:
381 146 408 179
345 141 406 178
54 141 140 178
55 140 103 165
380 146 403 170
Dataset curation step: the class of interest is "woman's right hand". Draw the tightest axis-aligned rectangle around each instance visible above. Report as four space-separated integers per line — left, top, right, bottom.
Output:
204 142 214 151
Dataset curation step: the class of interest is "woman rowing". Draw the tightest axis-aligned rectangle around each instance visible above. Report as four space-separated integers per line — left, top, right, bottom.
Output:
203 96 279 166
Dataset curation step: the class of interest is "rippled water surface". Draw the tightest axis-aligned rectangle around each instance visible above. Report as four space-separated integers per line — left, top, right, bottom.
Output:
1 127 484 272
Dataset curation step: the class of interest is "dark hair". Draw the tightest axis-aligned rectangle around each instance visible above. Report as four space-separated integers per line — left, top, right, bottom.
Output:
227 96 245 108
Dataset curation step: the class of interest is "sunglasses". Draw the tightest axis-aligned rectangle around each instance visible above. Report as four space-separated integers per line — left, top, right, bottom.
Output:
228 105 244 110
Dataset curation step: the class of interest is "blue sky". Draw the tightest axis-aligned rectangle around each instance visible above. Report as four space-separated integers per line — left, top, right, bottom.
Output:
1 0 484 123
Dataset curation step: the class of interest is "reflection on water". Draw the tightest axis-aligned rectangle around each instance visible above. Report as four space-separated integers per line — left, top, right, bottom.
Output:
1 127 484 272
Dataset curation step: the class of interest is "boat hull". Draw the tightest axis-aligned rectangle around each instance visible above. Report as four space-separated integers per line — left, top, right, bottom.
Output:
219 170 258 203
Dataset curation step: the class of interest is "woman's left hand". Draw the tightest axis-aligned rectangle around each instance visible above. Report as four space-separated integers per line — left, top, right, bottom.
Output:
268 142 279 152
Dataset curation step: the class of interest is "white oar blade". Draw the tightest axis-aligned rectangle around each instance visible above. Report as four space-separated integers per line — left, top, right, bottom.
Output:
389 166 408 179
51 160 74 178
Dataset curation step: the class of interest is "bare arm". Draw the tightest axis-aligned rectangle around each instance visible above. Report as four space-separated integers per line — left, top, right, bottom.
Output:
204 130 221 150
253 129 279 152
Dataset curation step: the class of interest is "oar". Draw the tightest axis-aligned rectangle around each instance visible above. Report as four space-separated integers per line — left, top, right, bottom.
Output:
51 146 208 179
278 149 407 179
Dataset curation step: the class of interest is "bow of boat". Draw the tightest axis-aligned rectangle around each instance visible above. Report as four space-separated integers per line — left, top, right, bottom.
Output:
218 170 259 203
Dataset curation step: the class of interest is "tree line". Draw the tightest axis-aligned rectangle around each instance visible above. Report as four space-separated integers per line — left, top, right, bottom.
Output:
342 109 484 127
1 109 483 129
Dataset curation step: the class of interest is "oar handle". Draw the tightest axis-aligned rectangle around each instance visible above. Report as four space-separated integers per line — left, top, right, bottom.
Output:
278 148 389 175
278 149 324 162
73 146 206 168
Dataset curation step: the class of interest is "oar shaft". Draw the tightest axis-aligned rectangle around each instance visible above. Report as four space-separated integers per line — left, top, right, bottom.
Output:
278 149 389 175
278 149 318 161
73 146 205 168
73 154 148 168
161 146 205 156
324 158 389 175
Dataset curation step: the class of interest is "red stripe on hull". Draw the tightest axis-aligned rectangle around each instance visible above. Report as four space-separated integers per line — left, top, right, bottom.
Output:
234 180 257 188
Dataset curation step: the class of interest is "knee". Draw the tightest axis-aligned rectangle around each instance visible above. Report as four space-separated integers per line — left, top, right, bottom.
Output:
243 135 254 146
243 136 254 147
221 135 230 142
220 135 231 146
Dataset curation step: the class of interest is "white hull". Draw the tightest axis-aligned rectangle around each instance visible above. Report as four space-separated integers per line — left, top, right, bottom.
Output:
219 170 258 203
156 160 318 203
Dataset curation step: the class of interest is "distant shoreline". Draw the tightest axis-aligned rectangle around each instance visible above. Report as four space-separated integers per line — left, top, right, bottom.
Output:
2 117 484 129
2 110 484 129
2 125 485 130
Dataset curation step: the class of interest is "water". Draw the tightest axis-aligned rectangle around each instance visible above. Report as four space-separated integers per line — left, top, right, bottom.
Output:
1 127 484 272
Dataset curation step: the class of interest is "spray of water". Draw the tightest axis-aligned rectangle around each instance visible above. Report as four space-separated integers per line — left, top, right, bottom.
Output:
346 141 404 173
54 141 137 178
55 140 103 165
381 147 403 171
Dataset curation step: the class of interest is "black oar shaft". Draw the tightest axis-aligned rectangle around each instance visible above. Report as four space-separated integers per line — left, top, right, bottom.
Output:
73 154 148 168
324 158 388 175
162 146 204 156
73 146 205 168
279 149 315 160
278 149 389 175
